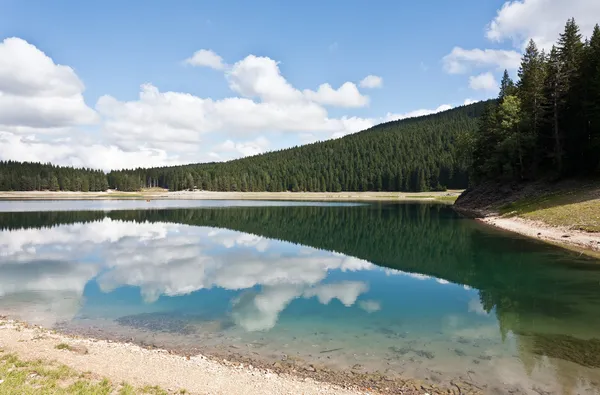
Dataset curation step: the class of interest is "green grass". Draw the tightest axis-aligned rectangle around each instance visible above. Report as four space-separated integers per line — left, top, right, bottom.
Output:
55 343 72 351
0 351 186 395
498 186 600 232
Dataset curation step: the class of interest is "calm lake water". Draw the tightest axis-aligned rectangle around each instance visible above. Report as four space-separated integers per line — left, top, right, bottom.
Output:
1 201 599 394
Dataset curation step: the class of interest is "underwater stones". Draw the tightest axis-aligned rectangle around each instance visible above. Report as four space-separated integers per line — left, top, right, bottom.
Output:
415 349 435 360
389 345 435 360
115 312 199 334
528 334 600 368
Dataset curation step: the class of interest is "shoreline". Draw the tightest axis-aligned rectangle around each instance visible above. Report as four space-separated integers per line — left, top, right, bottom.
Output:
0 190 462 202
0 318 476 395
478 215 600 256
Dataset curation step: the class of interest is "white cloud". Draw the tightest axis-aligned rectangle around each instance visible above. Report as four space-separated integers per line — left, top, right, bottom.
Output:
211 137 270 159
443 47 521 74
487 0 600 50
304 82 369 108
384 104 453 122
184 49 226 70
227 55 302 103
0 37 97 130
359 75 383 89
469 72 499 92
0 132 180 171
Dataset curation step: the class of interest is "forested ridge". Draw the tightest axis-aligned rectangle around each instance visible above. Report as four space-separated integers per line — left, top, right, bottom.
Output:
467 19 600 183
109 102 485 192
0 101 487 192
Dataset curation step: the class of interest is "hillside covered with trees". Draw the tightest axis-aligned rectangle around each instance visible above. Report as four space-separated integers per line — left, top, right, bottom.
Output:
468 19 600 183
0 101 487 193
108 102 486 192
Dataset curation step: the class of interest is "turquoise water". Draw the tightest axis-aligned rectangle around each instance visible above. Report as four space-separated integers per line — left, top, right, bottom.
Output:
1 202 599 394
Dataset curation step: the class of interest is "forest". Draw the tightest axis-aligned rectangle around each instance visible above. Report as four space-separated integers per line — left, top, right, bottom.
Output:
0 101 486 192
0 161 108 192
468 19 600 182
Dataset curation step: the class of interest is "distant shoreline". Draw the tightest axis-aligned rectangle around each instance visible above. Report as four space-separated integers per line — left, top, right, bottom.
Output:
0 190 462 202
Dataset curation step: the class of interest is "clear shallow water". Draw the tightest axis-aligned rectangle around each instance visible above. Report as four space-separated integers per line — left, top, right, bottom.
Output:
1 202 600 394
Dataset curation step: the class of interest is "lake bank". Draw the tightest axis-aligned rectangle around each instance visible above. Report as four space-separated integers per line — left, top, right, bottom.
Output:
0 319 475 395
454 180 600 255
0 190 461 202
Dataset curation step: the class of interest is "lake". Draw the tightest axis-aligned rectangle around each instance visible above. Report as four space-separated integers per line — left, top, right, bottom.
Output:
1 200 599 394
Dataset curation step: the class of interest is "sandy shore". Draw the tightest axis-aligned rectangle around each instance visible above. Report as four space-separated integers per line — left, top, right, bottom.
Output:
0 190 462 202
479 216 600 255
0 319 476 395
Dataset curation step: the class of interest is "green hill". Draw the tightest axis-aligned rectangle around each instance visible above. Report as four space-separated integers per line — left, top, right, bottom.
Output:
108 101 489 192
0 101 489 193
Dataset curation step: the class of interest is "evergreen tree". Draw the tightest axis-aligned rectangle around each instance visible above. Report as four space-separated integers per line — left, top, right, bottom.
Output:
518 40 546 175
499 70 517 101
49 175 59 191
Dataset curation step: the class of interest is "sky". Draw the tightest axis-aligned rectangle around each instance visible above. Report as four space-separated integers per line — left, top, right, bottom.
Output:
1 0 599 171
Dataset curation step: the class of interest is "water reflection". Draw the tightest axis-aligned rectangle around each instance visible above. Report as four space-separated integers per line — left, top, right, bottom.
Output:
1 204 600 394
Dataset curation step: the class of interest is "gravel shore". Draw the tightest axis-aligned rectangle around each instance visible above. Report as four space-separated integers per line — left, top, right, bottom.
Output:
0 319 481 395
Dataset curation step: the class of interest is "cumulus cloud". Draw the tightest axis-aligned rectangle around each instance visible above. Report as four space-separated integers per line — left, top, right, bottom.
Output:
304 82 369 108
0 132 180 171
184 49 226 70
487 0 600 50
210 137 270 158
443 47 521 74
359 75 383 89
0 37 97 130
469 72 499 92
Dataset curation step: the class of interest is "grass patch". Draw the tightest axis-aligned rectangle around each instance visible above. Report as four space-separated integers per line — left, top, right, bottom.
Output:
55 343 72 351
498 186 600 232
0 353 184 395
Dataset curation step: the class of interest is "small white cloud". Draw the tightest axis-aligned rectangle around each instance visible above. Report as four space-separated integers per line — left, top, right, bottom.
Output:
213 136 270 158
304 82 369 108
469 72 499 92
184 49 226 70
359 75 383 89
443 47 521 74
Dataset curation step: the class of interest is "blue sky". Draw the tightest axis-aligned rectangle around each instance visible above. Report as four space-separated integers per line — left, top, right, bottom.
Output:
0 0 598 170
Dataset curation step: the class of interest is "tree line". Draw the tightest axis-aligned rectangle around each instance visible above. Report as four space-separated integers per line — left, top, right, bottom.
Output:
0 161 108 192
468 19 600 182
